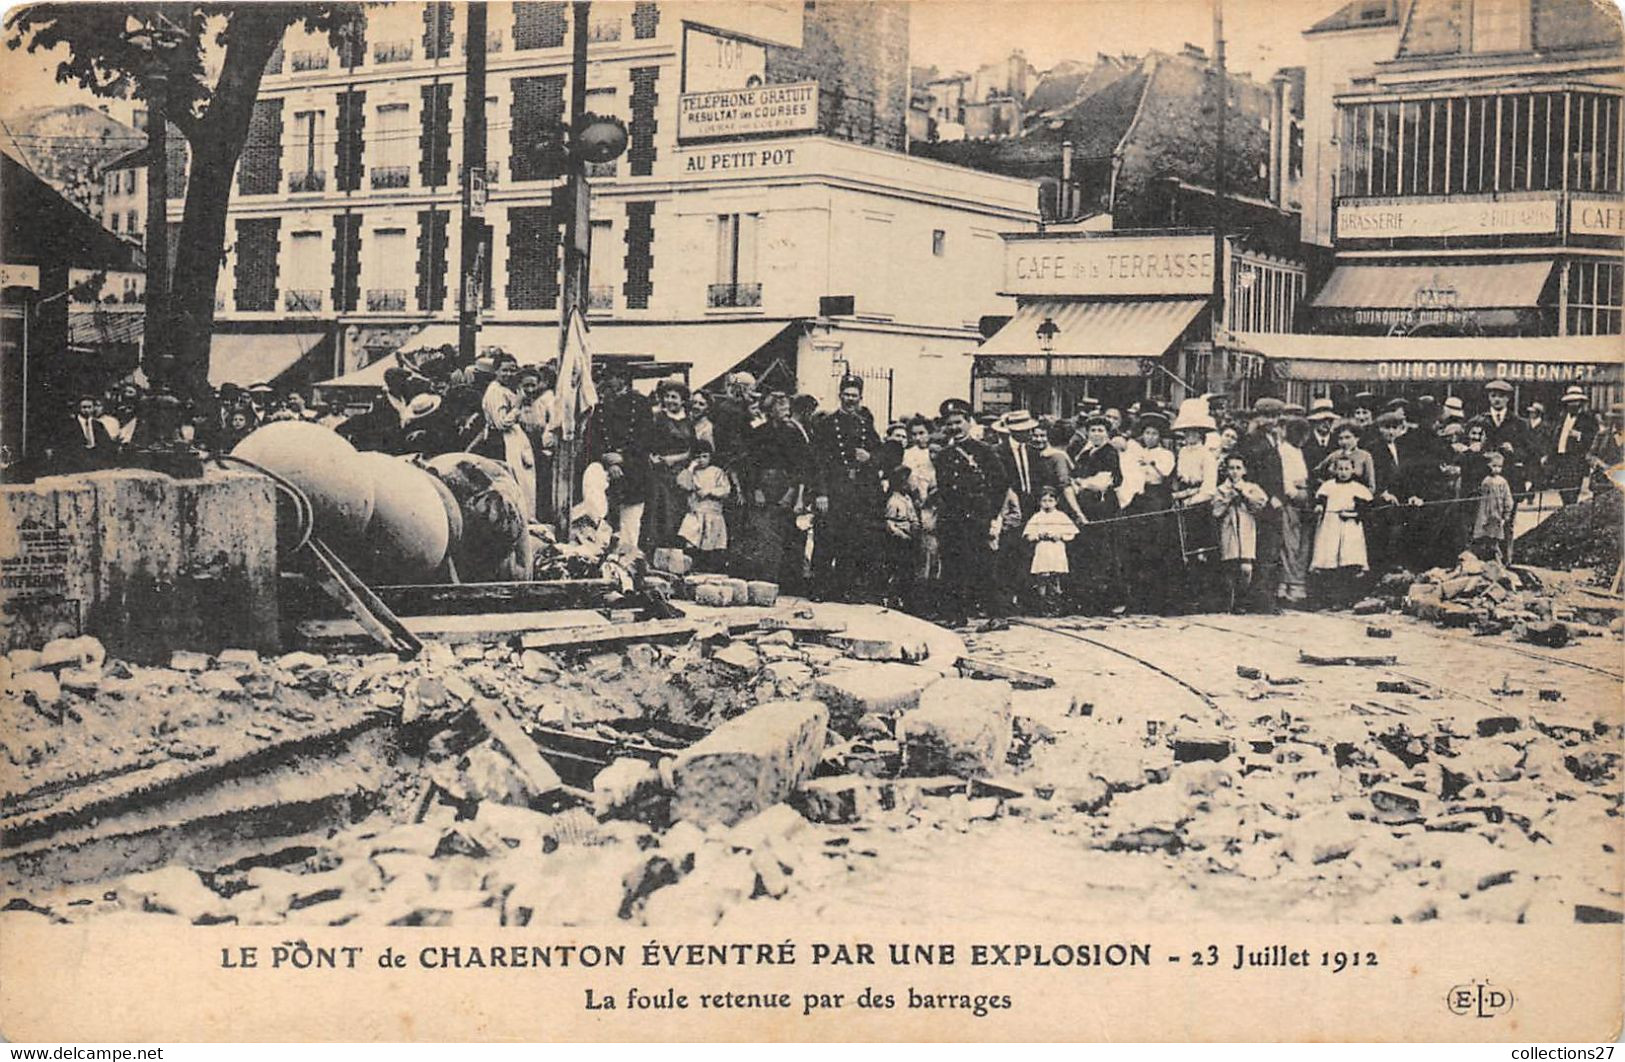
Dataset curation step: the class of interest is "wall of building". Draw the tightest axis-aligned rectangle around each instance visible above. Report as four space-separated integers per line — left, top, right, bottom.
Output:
764 0 911 152
1299 21 1405 248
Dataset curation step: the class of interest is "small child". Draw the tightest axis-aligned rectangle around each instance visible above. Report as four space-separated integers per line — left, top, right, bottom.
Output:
882 465 922 611
676 441 730 571
1022 485 1079 612
1310 453 1374 608
1472 449 1515 562
1210 453 1269 613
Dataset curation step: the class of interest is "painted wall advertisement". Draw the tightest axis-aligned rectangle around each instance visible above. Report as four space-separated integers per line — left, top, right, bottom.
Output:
677 83 819 143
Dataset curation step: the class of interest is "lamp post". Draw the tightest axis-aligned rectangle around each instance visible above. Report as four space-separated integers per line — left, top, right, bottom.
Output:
1036 315 1059 416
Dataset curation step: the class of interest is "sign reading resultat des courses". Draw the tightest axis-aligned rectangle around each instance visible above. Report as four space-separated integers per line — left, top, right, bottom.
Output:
677 82 819 142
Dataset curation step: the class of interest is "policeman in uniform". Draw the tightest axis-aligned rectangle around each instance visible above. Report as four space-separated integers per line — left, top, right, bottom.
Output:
811 374 883 600
933 397 1007 625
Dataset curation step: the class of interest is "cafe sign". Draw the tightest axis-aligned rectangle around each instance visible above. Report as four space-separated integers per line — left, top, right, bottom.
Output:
677 83 818 143
1569 197 1625 238
1002 234 1214 297
1336 198 1558 239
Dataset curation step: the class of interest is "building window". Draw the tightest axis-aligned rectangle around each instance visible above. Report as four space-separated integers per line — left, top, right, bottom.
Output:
366 227 411 311
290 110 326 191
372 103 412 188
709 213 760 308
1228 255 1306 335
285 229 325 312
125 169 138 193
110 213 120 233
587 219 615 309
1567 261 1623 335
126 209 140 235
932 229 947 257
1340 90 1623 198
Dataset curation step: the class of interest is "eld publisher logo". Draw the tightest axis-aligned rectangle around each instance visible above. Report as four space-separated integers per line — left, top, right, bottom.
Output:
1447 981 1515 1018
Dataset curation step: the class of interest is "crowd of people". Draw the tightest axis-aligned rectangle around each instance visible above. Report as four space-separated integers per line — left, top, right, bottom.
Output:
43 345 1623 625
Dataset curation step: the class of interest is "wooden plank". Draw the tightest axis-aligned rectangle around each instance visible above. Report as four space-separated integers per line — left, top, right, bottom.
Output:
294 609 615 652
467 697 564 797
956 655 1056 689
373 579 618 615
1299 651 1399 667
517 618 698 653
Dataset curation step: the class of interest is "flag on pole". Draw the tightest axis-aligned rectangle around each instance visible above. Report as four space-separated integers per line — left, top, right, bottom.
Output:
555 307 598 439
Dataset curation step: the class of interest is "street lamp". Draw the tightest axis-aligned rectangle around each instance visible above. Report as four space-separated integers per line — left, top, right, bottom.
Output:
1036 315 1059 416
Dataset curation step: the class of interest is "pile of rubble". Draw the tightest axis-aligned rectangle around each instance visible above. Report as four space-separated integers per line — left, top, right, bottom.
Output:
1385 553 1617 645
5 600 1620 928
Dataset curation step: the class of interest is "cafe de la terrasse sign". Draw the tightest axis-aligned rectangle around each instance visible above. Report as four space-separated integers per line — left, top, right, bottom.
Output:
677 83 819 143
1002 234 1215 297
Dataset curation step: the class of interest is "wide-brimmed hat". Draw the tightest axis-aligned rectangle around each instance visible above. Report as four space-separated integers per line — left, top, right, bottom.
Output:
1003 410 1039 433
1442 396 1465 419
1169 398 1216 433
1485 379 1514 394
1308 397 1338 421
1136 411 1170 435
1561 385 1587 404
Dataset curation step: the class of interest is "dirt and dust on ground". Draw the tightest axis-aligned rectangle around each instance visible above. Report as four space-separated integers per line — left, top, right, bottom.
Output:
1514 488 1622 583
1 591 1620 931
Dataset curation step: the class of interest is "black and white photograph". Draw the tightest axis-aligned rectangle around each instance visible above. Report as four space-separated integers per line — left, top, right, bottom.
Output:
0 0 1620 1044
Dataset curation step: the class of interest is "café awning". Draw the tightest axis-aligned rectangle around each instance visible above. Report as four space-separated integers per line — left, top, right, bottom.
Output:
1227 331 1622 384
1311 261 1554 309
320 319 796 390
976 298 1209 376
209 331 329 388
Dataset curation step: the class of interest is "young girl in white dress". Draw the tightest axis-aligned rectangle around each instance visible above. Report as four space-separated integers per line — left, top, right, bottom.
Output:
1311 453 1373 607
1022 486 1079 611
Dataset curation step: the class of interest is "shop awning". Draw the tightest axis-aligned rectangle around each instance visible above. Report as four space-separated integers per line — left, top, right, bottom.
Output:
1228 331 1622 384
1311 261 1554 309
208 331 328 388
320 319 797 390
975 298 1209 369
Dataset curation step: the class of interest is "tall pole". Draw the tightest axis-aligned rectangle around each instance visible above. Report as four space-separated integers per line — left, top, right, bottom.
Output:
141 67 170 388
1211 0 1228 394
458 2 488 365
551 0 591 531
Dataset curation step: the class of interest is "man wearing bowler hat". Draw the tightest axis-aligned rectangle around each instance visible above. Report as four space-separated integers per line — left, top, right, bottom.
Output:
1549 385 1600 506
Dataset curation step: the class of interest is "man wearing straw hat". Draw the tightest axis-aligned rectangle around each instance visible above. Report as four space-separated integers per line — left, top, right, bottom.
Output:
1548 385 1600 506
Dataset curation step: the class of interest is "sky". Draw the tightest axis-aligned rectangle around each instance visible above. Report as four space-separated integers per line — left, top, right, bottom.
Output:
1 0 1357 126
908 0 1353 80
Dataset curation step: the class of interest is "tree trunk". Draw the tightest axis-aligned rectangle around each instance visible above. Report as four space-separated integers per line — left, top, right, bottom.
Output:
167 10 286 403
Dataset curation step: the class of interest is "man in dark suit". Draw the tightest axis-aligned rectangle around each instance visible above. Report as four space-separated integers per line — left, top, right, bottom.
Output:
1480 378 1534 497
54 394 117 474
810 374 883 601
934 398 1006 625
1236 396 1287 613
1370 410 1426 570
1548 386 1601 506
1301 397 1338 476
992 409 1043 613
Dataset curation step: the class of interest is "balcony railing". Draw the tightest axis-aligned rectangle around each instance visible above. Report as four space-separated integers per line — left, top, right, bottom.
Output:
458 161 500 185
288 170 326 193
373 40 414 63
290 49 330 71
587 285 614 309
366 289 407 311
285 289 323 312
707 282 763 308
586 159 618 178
463 29 504 54
588 17 623 42
371 165 410 189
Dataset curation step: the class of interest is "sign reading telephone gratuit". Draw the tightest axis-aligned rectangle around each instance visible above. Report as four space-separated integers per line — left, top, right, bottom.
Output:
677 83 819 142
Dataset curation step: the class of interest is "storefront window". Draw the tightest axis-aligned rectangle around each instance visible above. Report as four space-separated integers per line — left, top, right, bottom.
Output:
1340 89 1623 197
1566 261 1623 335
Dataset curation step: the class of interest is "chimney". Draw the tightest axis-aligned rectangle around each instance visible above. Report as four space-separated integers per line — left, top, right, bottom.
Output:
1060 140 1074 219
